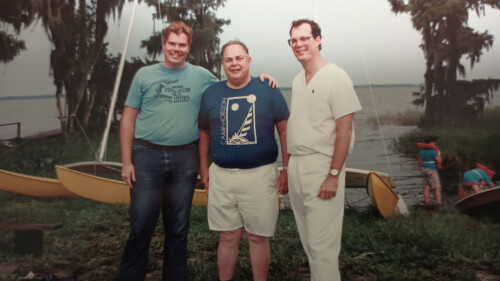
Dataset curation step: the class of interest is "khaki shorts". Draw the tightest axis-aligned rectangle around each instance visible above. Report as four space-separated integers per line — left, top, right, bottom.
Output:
421 168 441 190
208 162 279 237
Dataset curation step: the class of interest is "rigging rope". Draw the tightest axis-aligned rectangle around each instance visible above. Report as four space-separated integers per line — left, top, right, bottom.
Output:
73 115 98 157
355 28 394 176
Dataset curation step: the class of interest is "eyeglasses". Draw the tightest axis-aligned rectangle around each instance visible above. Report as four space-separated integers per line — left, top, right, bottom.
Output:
287 36 313 47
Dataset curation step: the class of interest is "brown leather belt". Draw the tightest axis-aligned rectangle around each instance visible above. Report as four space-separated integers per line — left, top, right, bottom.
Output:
134 139 198 150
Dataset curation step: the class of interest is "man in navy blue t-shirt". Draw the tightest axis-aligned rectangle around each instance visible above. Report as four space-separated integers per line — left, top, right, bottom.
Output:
198 40 289 281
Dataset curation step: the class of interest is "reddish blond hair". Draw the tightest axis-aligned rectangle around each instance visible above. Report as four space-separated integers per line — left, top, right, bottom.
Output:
163 21 193 46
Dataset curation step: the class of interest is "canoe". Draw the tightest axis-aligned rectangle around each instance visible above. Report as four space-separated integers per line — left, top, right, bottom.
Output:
346 167 396 189
367 171 400 218
455 186 500 214
0 168 75 197
56 166 130 204
63 161 122 177
192 189 208 206
55 165 208 206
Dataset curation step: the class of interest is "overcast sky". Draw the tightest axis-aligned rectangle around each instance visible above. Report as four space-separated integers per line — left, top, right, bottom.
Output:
1 0 499 97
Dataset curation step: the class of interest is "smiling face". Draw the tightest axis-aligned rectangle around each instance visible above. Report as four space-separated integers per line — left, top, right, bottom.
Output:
221 43 252 88
162 32 190 69
289 23 321 63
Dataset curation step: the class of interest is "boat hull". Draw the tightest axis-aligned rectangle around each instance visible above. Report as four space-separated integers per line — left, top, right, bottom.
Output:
192 189 208 206
455 186 500 214
63 161 122 177
0 169 75 197
346 167 396 189
56 166 130 204
367 172 399 218
56 166 209 206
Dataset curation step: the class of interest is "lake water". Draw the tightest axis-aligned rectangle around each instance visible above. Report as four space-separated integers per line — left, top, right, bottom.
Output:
278 86 425 208
281 86 500 208
1 86 499 207
0 97 64 139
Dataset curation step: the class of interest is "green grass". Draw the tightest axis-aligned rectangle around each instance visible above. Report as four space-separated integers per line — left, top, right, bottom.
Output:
341 210 500 281
392 128 500 171
2 122 500 280
1 193 500 281
387 106 500 171
0 130 121 177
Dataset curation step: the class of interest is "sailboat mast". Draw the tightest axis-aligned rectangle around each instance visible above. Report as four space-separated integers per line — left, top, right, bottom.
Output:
98 0 139 162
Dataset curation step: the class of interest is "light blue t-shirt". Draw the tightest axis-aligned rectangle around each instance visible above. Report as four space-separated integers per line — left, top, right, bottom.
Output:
463 168 492 184
198 77 290 169
420 148 438 170
125 63 218 146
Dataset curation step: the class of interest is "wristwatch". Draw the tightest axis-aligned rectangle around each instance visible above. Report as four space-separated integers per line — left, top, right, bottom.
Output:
329 169 339 176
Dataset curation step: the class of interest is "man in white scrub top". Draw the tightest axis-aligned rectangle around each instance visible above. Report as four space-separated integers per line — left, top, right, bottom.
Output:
286 19 362 281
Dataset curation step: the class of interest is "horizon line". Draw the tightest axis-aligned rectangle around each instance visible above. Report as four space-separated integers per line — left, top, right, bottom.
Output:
0 83 424 100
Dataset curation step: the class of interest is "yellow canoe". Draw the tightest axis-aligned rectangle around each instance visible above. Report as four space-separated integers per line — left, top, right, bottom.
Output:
56 166 130 204
346 167 396 189
0 168 75 197
367 171 399 218
55 165 208 206
192 189 208 206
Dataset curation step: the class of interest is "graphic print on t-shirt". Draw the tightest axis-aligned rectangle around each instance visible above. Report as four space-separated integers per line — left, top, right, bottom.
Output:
153 79 191 103
225 94 257 145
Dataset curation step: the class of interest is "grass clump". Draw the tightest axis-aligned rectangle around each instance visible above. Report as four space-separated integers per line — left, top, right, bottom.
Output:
366 109 422 128
0 130 121 177
392 128 500 171
391 106 500 171
341 209 500 281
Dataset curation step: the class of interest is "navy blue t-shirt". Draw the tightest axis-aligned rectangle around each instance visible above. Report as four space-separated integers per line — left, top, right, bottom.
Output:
199 77 289 169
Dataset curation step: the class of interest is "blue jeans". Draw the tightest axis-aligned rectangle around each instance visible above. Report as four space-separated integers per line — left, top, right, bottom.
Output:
119 142 199 281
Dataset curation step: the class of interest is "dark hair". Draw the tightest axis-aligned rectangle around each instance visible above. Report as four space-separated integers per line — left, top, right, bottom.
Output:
289 19 322 50
424 135 438 143
221 40 249 58
163 21 193 46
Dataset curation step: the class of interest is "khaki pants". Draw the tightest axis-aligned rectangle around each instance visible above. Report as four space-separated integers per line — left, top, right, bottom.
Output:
288 153 345 281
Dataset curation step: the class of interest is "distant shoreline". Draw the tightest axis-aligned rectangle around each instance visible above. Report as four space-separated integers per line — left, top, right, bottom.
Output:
354 83 422 89
0 84 424 100
0 95 62 101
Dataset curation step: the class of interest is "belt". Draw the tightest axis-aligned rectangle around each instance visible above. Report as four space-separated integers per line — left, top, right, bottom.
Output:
134 139 198 150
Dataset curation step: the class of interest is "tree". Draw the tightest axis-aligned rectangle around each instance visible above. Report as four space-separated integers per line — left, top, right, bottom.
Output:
142 0 230 78
89 55 153 129
389 0 500 127
0 0 130 136
32 0 128 136
0 0 34 63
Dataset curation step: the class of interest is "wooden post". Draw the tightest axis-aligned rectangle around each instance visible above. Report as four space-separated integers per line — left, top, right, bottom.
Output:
16 122 21 139
0 122 21 140
0 222 63 257
15 229 44 256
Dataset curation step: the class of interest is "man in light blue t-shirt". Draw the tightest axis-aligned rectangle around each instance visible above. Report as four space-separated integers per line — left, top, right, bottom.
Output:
199 40 289 281
119 21 214 281
119 22 276 281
